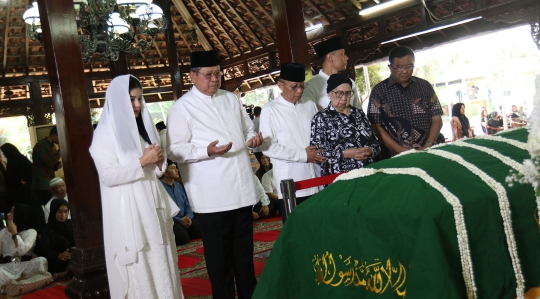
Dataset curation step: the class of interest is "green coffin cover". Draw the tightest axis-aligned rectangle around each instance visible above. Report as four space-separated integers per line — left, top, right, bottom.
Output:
253 128 540 299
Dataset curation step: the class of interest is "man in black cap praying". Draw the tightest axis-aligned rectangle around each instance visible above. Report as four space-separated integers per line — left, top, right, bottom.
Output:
166 50 263 299
302 36 362 111
259 63 327 223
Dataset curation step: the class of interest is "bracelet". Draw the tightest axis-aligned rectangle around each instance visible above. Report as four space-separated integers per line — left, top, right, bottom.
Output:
426 140 437 147
11 234 18 240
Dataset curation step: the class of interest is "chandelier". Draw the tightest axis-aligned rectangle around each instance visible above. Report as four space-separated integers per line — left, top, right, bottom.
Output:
22 0 168 62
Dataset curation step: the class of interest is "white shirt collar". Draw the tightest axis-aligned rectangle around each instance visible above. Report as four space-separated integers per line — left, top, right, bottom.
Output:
319 70 330 79
277 95 297 107
192 85 214 100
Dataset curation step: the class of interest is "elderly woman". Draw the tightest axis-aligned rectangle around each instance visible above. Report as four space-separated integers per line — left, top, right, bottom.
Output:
89 75 183 299
310 74 380 176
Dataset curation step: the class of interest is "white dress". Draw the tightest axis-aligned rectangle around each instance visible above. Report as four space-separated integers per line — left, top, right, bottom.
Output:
0 228 47 287
89 75 183 299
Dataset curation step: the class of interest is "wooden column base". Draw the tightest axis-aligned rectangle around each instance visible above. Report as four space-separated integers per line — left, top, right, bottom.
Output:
65 246 109 299
65 271 109 299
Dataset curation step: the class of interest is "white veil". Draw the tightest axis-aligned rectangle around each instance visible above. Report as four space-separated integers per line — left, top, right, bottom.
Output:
90 75 176 272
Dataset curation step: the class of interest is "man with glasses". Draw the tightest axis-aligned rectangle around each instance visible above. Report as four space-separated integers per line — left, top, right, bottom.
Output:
367 46 443 158
166 50 263 299
302 36 362 111
259 63 326 223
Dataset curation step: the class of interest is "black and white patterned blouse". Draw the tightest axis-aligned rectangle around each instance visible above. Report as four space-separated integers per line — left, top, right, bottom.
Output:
367 76 443 157
310 104 380 176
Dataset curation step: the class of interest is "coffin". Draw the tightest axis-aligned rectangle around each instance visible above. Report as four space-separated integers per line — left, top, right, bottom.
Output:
253 128 540 299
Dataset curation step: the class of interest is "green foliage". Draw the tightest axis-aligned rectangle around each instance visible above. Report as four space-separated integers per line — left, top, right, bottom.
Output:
354 65 384 95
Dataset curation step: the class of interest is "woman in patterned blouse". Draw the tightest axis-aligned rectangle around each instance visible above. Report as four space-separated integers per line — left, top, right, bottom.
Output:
310 74 381 176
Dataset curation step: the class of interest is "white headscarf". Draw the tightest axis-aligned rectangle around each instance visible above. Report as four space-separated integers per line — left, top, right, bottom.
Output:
90 75 177 269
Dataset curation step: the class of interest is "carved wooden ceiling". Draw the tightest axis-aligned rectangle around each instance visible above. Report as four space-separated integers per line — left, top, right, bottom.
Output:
0 0 536 106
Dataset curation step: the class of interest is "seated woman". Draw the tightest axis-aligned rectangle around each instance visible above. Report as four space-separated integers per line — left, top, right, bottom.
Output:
480 108 488 135
252 173 279 220
38 199 73 279
310 74 380 176
255 154 272 181
0 203 47 287
487 111 504 135
450 103 474 141
160 161 201 246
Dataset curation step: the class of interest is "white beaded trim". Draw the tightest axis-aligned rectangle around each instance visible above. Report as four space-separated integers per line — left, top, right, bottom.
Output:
474 135 527 150
334 167 478 299
428 149 525 299
452 140 523 172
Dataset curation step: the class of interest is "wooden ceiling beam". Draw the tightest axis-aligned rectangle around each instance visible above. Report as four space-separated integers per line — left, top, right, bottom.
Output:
326 0 348 18
236 0 275 43
222 0 264 47
187 0 232 57
171 0 213 50
198 0 244 54
306 0 332 24
349 0 361 10
247 0 273 21
3 0 12 75
170 16 192 52
209 0 254 52
25 0 30 76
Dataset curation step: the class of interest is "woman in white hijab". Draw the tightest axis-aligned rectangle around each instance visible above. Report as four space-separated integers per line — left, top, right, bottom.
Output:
89 75 183 299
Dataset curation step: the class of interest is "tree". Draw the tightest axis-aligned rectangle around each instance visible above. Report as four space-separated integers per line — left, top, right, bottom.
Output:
355 65 384 96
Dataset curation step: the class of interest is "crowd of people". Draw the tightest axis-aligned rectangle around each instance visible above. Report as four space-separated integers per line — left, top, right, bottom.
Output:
0 42 462 299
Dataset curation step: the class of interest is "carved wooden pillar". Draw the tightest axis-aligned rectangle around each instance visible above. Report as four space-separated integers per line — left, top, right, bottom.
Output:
36 0 109 298
160 0 183 100
30 81 47 125
109 52 130 78
271 0 310 69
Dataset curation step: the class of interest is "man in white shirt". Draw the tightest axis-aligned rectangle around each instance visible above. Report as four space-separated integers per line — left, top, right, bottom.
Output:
43 177 70 222
302 36 362 111
259 63 327 222
251 106 263 163
166 50 263 299
261 168 277 201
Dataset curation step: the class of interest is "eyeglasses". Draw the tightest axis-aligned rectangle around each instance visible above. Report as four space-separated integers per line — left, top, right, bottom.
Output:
198 71 223 80
390 64 414 72
281 82 305 90
331 91 353 99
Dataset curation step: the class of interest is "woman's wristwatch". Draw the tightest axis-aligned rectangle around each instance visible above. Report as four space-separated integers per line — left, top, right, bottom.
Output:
426 140 437 147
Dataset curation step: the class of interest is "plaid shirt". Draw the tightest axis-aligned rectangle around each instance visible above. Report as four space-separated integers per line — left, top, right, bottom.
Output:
367 76 443 157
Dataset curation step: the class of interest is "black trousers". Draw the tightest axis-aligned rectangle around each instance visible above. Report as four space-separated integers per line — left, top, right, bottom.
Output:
173 218 202 246
197 206 256 299
252 200 280 218
280 195 310 223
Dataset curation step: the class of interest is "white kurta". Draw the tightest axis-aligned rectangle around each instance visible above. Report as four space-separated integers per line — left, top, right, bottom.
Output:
91 135 183 299
302 70 362 111
259 96 322 199
0 228 47 287
253 174 269 207
167 87 258 213
261 169 276 195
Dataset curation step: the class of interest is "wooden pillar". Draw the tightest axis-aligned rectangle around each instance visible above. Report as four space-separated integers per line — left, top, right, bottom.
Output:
271 0 310 69
36 0 109 298
160 0 183 100
30 81 47 125
109 52 130 78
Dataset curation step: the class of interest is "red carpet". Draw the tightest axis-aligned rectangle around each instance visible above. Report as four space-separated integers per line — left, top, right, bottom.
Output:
18 216 282 299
